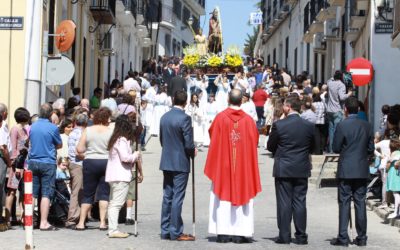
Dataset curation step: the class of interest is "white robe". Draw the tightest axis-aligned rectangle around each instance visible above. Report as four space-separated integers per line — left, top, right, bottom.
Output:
208 190 254 237
215 81 230 112
143 86 157 128
203 101 219 146
241 101 258 122
149 93 171 136
185 104 204 145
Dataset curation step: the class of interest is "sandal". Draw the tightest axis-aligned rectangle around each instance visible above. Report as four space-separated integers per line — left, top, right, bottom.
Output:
99 226 108 231
73 225 86 231
40 225 59 231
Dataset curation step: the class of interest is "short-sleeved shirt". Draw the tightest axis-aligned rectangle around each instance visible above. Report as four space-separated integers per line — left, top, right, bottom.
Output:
68 127 83 165
28 118 62 164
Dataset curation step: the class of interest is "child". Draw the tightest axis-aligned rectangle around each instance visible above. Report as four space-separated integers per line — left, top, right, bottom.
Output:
374 131 391 208
105 115 141 238
386 139 400 219
57 157 71 194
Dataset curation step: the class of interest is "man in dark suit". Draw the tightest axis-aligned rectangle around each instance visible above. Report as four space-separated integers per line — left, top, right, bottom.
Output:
167 74 187 98
330 97 374 247
163 61 176 94
159 90 196 241
267 94 315 245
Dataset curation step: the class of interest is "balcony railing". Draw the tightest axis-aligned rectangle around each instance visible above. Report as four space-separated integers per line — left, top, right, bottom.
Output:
161 5 176 26
394 0 400 39
90 0 116 24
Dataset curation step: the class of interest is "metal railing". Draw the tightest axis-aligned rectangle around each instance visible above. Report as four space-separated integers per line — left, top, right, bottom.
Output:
161 5 177 26
394 0 400 39
91 0 116 17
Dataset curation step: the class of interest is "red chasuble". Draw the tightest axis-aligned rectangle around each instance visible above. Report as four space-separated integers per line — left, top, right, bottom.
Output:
204 108 261 206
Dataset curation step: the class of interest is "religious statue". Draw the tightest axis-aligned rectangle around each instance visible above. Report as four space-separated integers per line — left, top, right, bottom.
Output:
194 28 208 56
208 8 222 54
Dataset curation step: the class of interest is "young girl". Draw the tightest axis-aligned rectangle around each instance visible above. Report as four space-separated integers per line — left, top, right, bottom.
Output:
374 131 391 208
386 139 400 219
105 115 141 238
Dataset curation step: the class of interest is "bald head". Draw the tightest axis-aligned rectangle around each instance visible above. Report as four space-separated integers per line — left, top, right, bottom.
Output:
39 103 53 119
229 89 243 106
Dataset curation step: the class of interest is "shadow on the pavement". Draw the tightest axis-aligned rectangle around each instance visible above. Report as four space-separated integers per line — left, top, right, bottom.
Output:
207 236 218 242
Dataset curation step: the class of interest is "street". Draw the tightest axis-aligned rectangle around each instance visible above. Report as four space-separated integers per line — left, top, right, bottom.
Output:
1 135 399 250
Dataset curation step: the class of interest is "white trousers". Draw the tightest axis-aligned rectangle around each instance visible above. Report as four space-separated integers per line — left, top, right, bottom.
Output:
108 182 129 235
208 189 254 237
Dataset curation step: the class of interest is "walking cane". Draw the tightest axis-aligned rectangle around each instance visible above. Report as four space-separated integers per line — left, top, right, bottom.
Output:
134 95 141 237
192 156 196 239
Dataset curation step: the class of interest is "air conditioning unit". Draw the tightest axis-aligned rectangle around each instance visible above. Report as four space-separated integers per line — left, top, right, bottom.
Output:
324 19 338 38
313 33 325 49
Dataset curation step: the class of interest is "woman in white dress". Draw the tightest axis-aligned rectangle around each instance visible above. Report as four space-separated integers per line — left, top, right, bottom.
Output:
149 86 171 136
186 93 204 147
143 80 157 130
213 73 230 112
203 94 219 147
194 72 209 109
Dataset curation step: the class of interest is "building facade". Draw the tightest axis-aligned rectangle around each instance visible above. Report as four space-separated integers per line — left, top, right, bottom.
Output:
257 0 400 130
156 0 205 57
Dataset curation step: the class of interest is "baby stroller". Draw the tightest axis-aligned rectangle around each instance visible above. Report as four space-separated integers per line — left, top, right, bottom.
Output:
48 179 70 226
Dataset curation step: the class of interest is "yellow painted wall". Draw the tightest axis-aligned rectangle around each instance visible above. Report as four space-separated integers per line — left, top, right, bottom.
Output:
0 0 27 122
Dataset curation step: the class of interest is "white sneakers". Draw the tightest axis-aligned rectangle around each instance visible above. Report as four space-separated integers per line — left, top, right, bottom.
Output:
387 213 399 219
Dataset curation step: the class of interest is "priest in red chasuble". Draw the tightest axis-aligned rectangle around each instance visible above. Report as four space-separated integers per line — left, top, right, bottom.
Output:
204 89 261 244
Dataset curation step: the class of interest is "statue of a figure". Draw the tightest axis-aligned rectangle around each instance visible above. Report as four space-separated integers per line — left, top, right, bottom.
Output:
194 28 207 56
208 8 222 54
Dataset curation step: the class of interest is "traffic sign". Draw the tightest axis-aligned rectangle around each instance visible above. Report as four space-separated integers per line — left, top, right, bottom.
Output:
346 57 374 87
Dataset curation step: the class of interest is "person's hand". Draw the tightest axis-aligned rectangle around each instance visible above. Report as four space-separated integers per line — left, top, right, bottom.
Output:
137 173 144 183
194 148 198 157
135 151 142 162
348 90 353 96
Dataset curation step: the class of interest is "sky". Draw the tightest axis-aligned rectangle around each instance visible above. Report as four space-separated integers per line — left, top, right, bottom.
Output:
200 0 260 52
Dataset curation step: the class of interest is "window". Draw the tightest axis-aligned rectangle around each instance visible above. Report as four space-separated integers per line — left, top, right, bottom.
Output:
48 0 55 54
321 54 325 83
82 38 87 97
285 36 289 68
267 54 271 66
273 48 276 65
294 47 297 76
314 53 318 83
306 43 310 73
165 34 171 56
173 0 182 20
304 3 310 33
183 6 190 24
71 43 76 88
97 59 101 88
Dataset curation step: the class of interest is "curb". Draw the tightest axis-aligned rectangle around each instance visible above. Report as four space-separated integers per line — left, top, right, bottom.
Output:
366 199 400 229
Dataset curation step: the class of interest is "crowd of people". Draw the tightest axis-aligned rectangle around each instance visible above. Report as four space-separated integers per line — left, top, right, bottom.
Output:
0 55 399 246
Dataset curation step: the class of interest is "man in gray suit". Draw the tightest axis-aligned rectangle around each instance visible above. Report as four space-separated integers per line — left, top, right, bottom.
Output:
159 90 196 241
331 97 374 247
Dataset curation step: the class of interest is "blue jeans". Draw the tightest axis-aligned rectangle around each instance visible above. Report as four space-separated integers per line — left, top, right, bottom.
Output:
140 126 147 147
161 171 189 239
28 161 56 199
327 111 344 153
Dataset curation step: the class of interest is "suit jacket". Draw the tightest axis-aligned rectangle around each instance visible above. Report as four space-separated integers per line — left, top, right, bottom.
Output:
163 68 176 90
267 113 315 178
333 114 374 179
159 107 195 172
167 76 187 97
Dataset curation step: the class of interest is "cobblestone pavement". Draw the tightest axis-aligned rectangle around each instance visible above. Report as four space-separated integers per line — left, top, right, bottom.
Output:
1 136 399 250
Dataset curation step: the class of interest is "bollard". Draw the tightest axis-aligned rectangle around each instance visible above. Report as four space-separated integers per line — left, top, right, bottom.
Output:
24 170 33 250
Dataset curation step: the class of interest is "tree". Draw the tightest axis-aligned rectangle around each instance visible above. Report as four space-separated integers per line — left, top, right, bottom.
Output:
244 26 259 56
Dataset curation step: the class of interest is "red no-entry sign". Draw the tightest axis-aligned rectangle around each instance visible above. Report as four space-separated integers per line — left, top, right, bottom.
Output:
346 57 374 87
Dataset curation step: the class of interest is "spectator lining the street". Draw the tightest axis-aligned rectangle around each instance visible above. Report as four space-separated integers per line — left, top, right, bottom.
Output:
28 103 62 231
386 139 400 219
106 115 141 238
90 87 103 110
75 107 113 231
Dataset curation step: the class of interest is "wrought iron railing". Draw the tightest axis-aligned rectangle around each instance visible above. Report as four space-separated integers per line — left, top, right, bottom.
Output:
91 0 116 17
161 5 176 25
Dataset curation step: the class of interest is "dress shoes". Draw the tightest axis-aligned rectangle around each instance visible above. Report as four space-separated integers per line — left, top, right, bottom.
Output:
232 236 252 244
330 238 349 247
125 219 135 225
175 234 195 241
274 238 290 244
353 239 367 247
292 238 308 245
216 235 232 243
160 234 171 240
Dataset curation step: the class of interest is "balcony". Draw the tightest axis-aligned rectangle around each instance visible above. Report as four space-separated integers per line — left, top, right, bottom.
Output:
393 0 400 47
328 0 345 7
349 0 367 29
344 28 360 42
90 0 116 24
185 0 206 15
134 0 146 24
160 5 176 29
309 21 324 34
